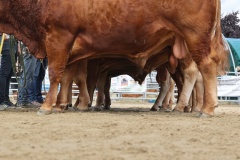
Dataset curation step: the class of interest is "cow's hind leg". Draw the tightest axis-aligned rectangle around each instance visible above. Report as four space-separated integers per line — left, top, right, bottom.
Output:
72 60 90 111
198 57 218 117
161 78 175 112
173 61 198 112
186 38 219 117
191 72 204 113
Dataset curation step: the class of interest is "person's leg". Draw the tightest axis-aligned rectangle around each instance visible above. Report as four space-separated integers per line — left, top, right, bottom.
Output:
33 59 47 103
0 76 6 104
4 72 12 102
17 54 36 105
0 49 14 107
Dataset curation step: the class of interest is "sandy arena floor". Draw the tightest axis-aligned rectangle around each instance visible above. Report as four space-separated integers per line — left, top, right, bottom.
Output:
0 100 240 160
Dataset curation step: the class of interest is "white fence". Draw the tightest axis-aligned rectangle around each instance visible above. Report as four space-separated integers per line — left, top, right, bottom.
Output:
9 71 240 104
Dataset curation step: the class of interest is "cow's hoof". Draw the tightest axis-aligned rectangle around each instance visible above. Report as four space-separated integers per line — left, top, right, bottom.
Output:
103 106 111 110
184 106 191 113
37 109 52 115
159 107 172 112
198 112 213 118
90 106 103 111
72 106 89 112
52 108 64 113
191 108 201 113
172 109 183 113
150 107 159 111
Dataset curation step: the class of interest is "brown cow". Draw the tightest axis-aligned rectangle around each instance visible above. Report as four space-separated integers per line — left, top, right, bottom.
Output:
55 45 172 112
0 0 227 116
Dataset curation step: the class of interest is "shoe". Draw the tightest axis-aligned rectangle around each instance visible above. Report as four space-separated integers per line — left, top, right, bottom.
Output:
0 101 15 111
31 101 42 107
17 102 40 108
3 101 15 107
0 103 8 111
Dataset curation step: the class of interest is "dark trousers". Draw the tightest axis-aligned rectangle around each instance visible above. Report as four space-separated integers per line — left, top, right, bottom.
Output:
29 58 47 102
17 54 37 104
0 49 13 103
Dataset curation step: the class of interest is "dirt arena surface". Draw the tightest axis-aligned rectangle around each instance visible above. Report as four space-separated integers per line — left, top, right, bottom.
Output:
0 100 240 160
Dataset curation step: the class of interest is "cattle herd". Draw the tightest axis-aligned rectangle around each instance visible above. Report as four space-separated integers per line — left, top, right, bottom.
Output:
0 0 229 117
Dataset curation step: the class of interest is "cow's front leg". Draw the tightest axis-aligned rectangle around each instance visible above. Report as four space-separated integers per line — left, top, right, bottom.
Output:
150 78 170 111
104 76 112 110
92 71 107 111
150 67 170 111
37 33 73 115
38 58 68 115
54 63 77 112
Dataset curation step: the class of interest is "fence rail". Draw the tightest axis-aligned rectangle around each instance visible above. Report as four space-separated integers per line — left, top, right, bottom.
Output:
9 71 240 104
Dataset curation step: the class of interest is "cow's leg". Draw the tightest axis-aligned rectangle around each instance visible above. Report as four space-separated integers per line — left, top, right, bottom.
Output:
161 78 175 112
38 36 72 115
93 71 107 111
185 91 193 113
54 63 76 112
150 80 170 111
150 68 170 111
169 88 175 109
173 61 198 112
192 73 204 112
197 58 217 117
185 36 220 117
73 60 90 111
86 61 100 107
104 76 111 110
66 84 73 109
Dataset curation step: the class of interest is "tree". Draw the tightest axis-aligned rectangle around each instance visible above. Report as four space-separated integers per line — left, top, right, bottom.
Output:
221 11 240 38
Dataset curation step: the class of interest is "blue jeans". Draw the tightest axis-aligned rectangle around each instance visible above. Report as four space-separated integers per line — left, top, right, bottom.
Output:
17 54 37 104
29 58 47 103
0 49 13 103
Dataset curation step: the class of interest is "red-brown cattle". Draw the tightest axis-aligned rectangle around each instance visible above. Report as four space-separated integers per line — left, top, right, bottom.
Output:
0 0 228 116
56 46 171 112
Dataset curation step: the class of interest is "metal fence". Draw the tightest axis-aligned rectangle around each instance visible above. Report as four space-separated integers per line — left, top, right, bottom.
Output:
9 71 240 104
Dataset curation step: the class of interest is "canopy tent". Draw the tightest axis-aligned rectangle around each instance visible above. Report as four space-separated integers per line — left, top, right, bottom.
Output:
226 38 240 72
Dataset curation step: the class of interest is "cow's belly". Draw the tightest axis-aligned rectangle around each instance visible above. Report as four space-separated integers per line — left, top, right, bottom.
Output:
68 27 175 66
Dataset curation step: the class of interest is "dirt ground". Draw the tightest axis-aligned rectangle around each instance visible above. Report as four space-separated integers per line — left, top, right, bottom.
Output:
0 100 240 160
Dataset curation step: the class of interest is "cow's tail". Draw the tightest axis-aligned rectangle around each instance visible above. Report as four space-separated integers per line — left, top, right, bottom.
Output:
212 0 230 75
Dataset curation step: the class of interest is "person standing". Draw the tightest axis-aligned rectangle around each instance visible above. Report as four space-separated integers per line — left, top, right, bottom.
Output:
0 33 15 110
16 43 41 108
29 58 47 104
